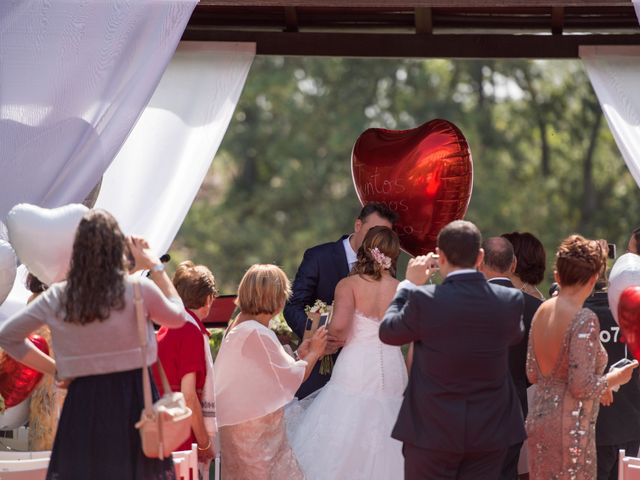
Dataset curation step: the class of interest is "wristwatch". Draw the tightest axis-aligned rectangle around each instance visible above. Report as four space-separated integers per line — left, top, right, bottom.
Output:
150 263 165 273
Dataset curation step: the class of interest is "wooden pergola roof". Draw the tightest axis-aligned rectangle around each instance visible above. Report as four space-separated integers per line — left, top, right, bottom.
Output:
185 1 640 58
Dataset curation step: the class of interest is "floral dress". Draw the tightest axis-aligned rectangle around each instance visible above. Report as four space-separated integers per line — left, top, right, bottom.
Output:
526 308 608 479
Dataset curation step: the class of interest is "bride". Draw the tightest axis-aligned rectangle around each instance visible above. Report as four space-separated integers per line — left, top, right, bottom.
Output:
287 226 408 480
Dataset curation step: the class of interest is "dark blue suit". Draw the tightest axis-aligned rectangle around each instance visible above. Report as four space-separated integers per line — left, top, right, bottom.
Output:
380 271 526 480
284 236 349 398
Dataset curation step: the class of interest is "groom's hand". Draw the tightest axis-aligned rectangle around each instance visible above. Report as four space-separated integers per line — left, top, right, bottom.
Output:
406 253 438 285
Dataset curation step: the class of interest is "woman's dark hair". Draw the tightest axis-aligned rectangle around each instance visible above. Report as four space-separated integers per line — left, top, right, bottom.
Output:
632 226 640 254
501 231 546 286
26 273 47 294
63 209 127 324
555 235 606 287
351 226 400 280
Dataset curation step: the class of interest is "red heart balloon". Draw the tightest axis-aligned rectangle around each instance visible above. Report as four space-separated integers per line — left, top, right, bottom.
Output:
352 119 473 256
0 334 49 407
619 286 640 359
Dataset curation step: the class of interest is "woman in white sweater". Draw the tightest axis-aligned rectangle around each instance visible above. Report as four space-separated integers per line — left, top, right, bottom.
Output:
0 209 186 480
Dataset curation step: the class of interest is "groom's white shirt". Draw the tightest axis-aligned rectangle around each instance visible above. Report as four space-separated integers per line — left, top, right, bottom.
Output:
343 236 357 269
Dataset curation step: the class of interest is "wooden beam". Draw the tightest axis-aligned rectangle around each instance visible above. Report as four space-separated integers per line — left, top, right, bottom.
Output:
551 6 564 34
283 6 298 32
415 8 433 34
197 1 633 7
182 29 640 58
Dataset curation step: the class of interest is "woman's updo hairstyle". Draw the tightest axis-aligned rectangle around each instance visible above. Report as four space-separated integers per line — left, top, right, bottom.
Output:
555 234 606 287
351 226 400 280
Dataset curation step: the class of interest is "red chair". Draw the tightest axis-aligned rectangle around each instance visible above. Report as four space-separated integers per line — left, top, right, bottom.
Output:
203 294 238 328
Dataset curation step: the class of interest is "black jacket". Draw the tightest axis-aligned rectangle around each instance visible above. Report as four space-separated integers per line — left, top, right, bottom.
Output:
380 271 527 452
585 291 640 446
489 278 542 418
283 236 349 398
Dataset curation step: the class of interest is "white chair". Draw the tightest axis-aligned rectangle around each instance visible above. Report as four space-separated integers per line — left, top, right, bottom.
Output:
619 449 640 479
172 443 197 480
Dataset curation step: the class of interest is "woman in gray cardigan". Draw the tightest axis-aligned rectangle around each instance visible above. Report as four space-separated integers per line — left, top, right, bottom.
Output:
0 209 186 480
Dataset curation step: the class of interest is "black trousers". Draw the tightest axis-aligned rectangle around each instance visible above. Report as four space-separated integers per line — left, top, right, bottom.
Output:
403 443 507 480
597 440 640 480
500 442 523 480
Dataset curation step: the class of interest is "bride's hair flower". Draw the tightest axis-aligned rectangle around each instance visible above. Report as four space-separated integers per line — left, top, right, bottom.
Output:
369 247 392 270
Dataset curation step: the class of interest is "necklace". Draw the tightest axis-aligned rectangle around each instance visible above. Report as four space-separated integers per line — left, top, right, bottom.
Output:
522 282 545 301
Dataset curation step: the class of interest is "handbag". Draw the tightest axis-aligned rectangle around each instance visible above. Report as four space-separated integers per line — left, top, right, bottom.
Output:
132 278 192 459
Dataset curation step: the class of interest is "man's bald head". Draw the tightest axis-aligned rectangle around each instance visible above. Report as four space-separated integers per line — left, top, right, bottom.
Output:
482 237 515 274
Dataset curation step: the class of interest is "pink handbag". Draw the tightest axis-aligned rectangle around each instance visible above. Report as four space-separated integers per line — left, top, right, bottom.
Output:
132 279 192 459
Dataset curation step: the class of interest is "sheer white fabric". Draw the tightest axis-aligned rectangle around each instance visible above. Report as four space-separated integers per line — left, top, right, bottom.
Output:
580 45 640 189
286 311 406 480
214 321 307 427
0 0 196 220
95 42 255 253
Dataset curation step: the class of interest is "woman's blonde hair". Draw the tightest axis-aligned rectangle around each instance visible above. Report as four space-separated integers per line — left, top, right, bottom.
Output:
236 264 291 316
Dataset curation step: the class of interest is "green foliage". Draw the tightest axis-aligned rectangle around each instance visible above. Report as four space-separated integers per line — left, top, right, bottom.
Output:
173 57 640 295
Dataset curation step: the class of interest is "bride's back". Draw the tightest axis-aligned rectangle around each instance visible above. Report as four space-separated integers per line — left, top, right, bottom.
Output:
350 273 399 320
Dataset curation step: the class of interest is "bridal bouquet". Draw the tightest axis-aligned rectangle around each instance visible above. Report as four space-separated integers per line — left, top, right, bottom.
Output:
304 299 334 375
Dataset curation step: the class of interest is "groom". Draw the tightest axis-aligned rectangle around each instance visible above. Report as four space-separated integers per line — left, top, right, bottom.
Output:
284 202 397 398
380 220 526 480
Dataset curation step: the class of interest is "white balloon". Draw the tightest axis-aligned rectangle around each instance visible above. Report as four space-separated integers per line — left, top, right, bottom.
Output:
0 240 17 305
6 203 88 286
608 253 640 325
0 397 30 431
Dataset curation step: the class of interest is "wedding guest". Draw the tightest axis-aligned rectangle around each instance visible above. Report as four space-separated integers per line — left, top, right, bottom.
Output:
153 261 217 463
526 235 638 479
24 273 62 451
214 264 327 479
381 220 526 480
479 237 543 480
0 209 186 479
284 202 397 398
583 268 640 480
501 231 546 301
626 226 640 254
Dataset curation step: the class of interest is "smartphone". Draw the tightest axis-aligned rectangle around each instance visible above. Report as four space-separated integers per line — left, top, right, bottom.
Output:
318 312 331 328
610 358 634 370
608 243 616 260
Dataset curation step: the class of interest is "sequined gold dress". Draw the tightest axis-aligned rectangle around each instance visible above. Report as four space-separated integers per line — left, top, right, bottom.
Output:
526 308 608 479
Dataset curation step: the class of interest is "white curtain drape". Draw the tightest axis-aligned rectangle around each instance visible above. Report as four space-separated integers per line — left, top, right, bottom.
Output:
580 45 640 189
95 42 256 253
0 0 197 220
0 41 255 321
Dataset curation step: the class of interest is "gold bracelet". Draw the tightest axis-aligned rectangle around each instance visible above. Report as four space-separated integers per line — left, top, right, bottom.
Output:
197 440 211 451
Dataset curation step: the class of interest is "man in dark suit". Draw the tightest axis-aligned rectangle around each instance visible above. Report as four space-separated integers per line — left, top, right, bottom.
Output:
584 273 640 480
380 220 526 480
284 202 397 398
479 236 542 480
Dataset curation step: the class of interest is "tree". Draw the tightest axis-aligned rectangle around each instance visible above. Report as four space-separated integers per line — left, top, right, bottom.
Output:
172 57 640 294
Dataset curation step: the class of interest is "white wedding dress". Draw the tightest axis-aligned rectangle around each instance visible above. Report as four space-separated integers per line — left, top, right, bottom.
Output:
287 311 408 480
